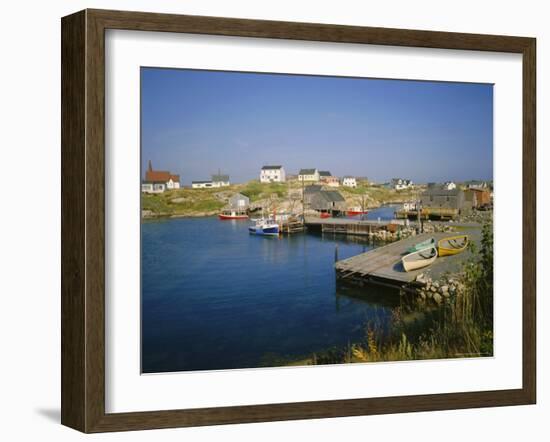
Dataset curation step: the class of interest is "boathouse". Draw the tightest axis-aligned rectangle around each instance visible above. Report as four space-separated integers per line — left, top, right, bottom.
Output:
229 193 250 209
309 189 346 213
420 188 467 211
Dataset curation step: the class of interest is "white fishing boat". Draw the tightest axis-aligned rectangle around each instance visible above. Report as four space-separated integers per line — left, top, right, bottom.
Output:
248 218 280 236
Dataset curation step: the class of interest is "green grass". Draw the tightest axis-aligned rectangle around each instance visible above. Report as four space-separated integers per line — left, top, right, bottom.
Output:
142 188 225 216
240 181 288 202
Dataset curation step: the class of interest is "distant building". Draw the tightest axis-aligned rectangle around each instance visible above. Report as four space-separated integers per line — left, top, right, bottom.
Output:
192 180 213 189
211 172 230 187
229 193 250 209
309 189 346 213
465 180 489 190
403 201 418 211
324 176 340 187
464 188 491 209
260 165 286 183
299 168 320 182
319 171 332 181
142 160 180 193
391 178 413 190
420 188 466 211
443 181 457 190
342 176 357 188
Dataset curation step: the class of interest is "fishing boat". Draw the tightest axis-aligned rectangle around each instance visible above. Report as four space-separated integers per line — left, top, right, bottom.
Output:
402 246 438 272
319 212 332 219
438 235 469 256
347 207 369 217
406 237 436 253
248 218 280 236
218 209 248 220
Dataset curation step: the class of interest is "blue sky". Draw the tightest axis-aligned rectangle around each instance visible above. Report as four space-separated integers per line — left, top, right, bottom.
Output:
141 68 493 185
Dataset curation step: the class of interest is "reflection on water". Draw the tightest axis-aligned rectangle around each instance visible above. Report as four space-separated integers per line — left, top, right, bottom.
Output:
142 208 402 373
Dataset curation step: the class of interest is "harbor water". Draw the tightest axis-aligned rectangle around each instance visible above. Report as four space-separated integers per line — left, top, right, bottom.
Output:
142 206 399 373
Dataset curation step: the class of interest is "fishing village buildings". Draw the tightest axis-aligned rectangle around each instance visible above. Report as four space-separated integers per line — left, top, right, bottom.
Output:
299 168 320 182
391 178 414 190
342 176 357 188
191 172 231 189
229 193 250 209
141 160 180 193
319 171 340 187
260 165 286 183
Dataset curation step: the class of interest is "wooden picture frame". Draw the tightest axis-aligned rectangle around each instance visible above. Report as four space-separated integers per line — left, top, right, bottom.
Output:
61 9 536 433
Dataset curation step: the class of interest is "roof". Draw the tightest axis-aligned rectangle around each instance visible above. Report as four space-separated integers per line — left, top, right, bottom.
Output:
299 168 317 175
319 190 345 202
230 192 249 199
304 185 324 194
343 176 355 179
466 187 490 193
261 165 283 170
192 180 212 184
145 170 179 183
212 174 230 182
422 188 461 197
319 170 331 176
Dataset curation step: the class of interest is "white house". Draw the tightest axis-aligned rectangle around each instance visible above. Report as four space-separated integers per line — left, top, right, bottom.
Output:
192 180 214 189
142 160 180 193
443 181 457 190
299 168 320 182
391 178 413 190
466 180 488 189
211 173 230 187
141 182 167 194
342 176 357 188
260 165 286 183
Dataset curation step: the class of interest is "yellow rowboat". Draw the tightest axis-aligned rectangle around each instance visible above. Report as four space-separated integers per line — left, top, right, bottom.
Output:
402 246 438 272
437 235 469 257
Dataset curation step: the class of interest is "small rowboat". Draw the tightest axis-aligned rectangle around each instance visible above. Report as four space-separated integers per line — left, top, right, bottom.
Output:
437 235 469 256
406 237 436 253
402 246 438 272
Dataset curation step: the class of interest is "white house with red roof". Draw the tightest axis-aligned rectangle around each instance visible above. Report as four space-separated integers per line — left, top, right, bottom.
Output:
141 160 180 193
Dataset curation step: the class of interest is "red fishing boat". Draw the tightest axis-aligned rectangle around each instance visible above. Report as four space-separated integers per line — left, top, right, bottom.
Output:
347 207 369 217
218 209 249 220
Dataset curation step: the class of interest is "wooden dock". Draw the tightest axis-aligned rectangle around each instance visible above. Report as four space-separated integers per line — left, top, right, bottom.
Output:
335 231 480 289
305 217 414 236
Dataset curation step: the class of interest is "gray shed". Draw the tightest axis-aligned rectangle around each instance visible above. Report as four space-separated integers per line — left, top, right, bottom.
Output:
420 188 467 211
229 193 250 209
309 190 346 212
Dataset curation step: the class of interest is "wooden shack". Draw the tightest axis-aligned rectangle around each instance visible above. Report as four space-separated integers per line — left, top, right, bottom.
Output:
465 188 491 209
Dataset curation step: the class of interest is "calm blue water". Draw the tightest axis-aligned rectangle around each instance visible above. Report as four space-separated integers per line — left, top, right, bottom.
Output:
142 207 399 373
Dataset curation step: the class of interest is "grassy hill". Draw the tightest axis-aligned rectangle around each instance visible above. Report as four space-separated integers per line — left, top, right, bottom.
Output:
141 180 418 218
